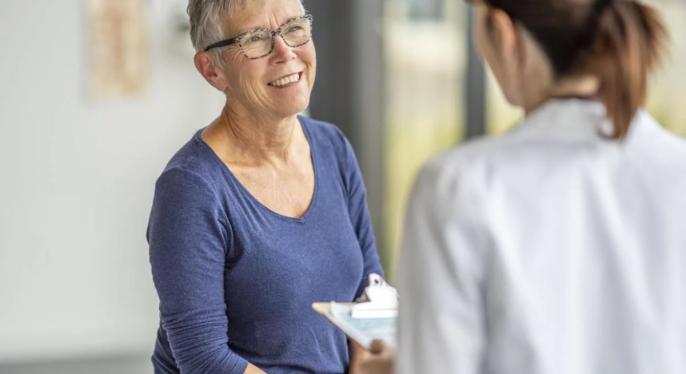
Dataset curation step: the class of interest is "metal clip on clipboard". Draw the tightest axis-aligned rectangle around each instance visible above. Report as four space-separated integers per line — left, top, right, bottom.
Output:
351 273 399 319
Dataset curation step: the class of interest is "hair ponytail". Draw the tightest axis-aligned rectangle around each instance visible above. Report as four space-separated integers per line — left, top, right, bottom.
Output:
593 0 667 138
473 0 668 139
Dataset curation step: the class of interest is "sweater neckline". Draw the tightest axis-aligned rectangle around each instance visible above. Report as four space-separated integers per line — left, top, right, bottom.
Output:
195 115 320 224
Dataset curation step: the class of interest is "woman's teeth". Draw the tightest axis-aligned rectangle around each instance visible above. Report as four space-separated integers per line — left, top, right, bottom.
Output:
269 73 300 87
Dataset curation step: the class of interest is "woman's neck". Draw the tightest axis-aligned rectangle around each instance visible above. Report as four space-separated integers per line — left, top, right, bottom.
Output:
524 75 601 114
205 104 306 167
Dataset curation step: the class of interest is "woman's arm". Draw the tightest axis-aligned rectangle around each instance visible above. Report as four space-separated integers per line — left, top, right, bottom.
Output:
339 134 385 298
395 161 490 374
149 168 251 374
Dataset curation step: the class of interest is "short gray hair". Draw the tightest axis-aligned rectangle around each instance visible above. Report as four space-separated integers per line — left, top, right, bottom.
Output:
187 0 305 52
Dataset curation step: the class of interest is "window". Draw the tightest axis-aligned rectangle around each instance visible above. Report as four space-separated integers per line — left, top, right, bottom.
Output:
383 0 468 276
646 0 686 137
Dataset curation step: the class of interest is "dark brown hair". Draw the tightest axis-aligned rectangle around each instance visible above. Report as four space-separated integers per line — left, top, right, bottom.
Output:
475 0 667 139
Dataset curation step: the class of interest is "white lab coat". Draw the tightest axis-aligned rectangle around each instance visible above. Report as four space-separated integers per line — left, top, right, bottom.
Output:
397 99 686 374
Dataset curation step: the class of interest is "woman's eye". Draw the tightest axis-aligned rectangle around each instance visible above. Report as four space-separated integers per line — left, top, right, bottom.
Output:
245 34 266 43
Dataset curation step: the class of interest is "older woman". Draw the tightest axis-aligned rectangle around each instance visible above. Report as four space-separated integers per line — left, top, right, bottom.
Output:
147 0 384 373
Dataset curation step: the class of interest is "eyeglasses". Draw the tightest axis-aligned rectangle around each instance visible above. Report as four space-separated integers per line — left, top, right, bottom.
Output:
204 14 313 59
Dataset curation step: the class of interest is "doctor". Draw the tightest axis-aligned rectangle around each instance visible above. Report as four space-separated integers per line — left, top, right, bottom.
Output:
361 0 686 373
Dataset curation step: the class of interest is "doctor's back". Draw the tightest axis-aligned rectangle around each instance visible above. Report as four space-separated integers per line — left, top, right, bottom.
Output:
397 1 686 373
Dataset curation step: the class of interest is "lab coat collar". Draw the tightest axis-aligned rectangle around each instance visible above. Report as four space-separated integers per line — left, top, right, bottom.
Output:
509 98 613 143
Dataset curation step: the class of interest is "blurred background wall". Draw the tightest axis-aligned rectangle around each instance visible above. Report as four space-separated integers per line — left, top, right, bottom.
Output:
0 0 224 371
0 0 683 372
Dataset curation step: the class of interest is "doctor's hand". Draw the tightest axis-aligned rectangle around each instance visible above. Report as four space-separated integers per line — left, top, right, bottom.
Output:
357 340 395 374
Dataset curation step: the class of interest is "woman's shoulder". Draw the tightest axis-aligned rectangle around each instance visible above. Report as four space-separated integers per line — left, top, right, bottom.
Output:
421 100 600 183
298 115 349 149
631 110 686 158
156 129 225 192
418 136 501 192
414 131 544 210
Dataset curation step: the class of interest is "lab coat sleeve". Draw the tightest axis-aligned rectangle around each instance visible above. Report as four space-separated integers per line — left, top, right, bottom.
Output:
396 158 491 374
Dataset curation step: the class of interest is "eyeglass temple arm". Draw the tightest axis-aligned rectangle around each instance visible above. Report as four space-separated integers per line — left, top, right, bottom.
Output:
204 36 241 52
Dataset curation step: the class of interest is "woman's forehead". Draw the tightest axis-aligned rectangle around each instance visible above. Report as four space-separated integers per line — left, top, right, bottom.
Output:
222 0 305 34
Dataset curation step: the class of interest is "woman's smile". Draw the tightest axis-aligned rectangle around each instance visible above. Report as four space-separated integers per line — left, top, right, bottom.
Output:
267 71 303 87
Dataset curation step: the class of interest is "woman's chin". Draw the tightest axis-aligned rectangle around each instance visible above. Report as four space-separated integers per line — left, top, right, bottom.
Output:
272 98 310 118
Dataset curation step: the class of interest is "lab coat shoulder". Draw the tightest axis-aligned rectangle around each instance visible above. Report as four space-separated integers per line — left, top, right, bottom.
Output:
406 134 502 275
413 131 526 212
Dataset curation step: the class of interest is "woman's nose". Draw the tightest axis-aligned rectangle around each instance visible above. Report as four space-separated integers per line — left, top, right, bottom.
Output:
271 34 296 62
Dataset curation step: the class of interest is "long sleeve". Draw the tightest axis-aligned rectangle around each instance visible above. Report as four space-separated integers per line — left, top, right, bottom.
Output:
148 168 248 374
340 135 384 298
396 159 491 374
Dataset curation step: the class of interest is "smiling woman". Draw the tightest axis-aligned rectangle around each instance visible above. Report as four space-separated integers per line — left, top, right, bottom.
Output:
194 0 316 127
147 1 384 373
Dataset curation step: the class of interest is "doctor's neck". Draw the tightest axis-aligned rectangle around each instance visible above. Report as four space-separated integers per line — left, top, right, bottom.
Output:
524 75 601 115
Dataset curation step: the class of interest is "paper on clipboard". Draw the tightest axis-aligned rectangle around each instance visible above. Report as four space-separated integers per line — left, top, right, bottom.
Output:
312 302 396 350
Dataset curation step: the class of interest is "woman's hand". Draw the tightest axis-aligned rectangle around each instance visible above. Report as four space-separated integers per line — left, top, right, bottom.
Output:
348 340 367 374
349 339 395 374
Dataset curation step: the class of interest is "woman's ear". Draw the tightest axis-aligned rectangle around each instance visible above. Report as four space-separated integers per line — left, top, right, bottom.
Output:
194 51 229 92
488 8 519 61
479 6 527 106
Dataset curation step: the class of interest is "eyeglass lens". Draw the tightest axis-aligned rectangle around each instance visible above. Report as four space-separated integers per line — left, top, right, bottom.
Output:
239 17 312 59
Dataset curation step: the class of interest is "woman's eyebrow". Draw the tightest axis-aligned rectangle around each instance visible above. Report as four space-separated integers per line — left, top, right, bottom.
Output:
239 14 305 33
239 25 267 34
280 15 304 25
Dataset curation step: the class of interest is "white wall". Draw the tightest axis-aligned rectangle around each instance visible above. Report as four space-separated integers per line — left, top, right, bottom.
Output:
0 0 224 362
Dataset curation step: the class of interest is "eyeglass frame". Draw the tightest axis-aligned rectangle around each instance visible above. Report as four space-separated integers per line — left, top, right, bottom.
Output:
203 13 314 59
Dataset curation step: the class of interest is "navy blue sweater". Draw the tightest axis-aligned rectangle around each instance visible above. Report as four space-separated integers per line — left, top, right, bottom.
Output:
147 116 383 374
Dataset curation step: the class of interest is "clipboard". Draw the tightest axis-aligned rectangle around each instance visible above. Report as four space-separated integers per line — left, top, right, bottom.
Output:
312 301 396 350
